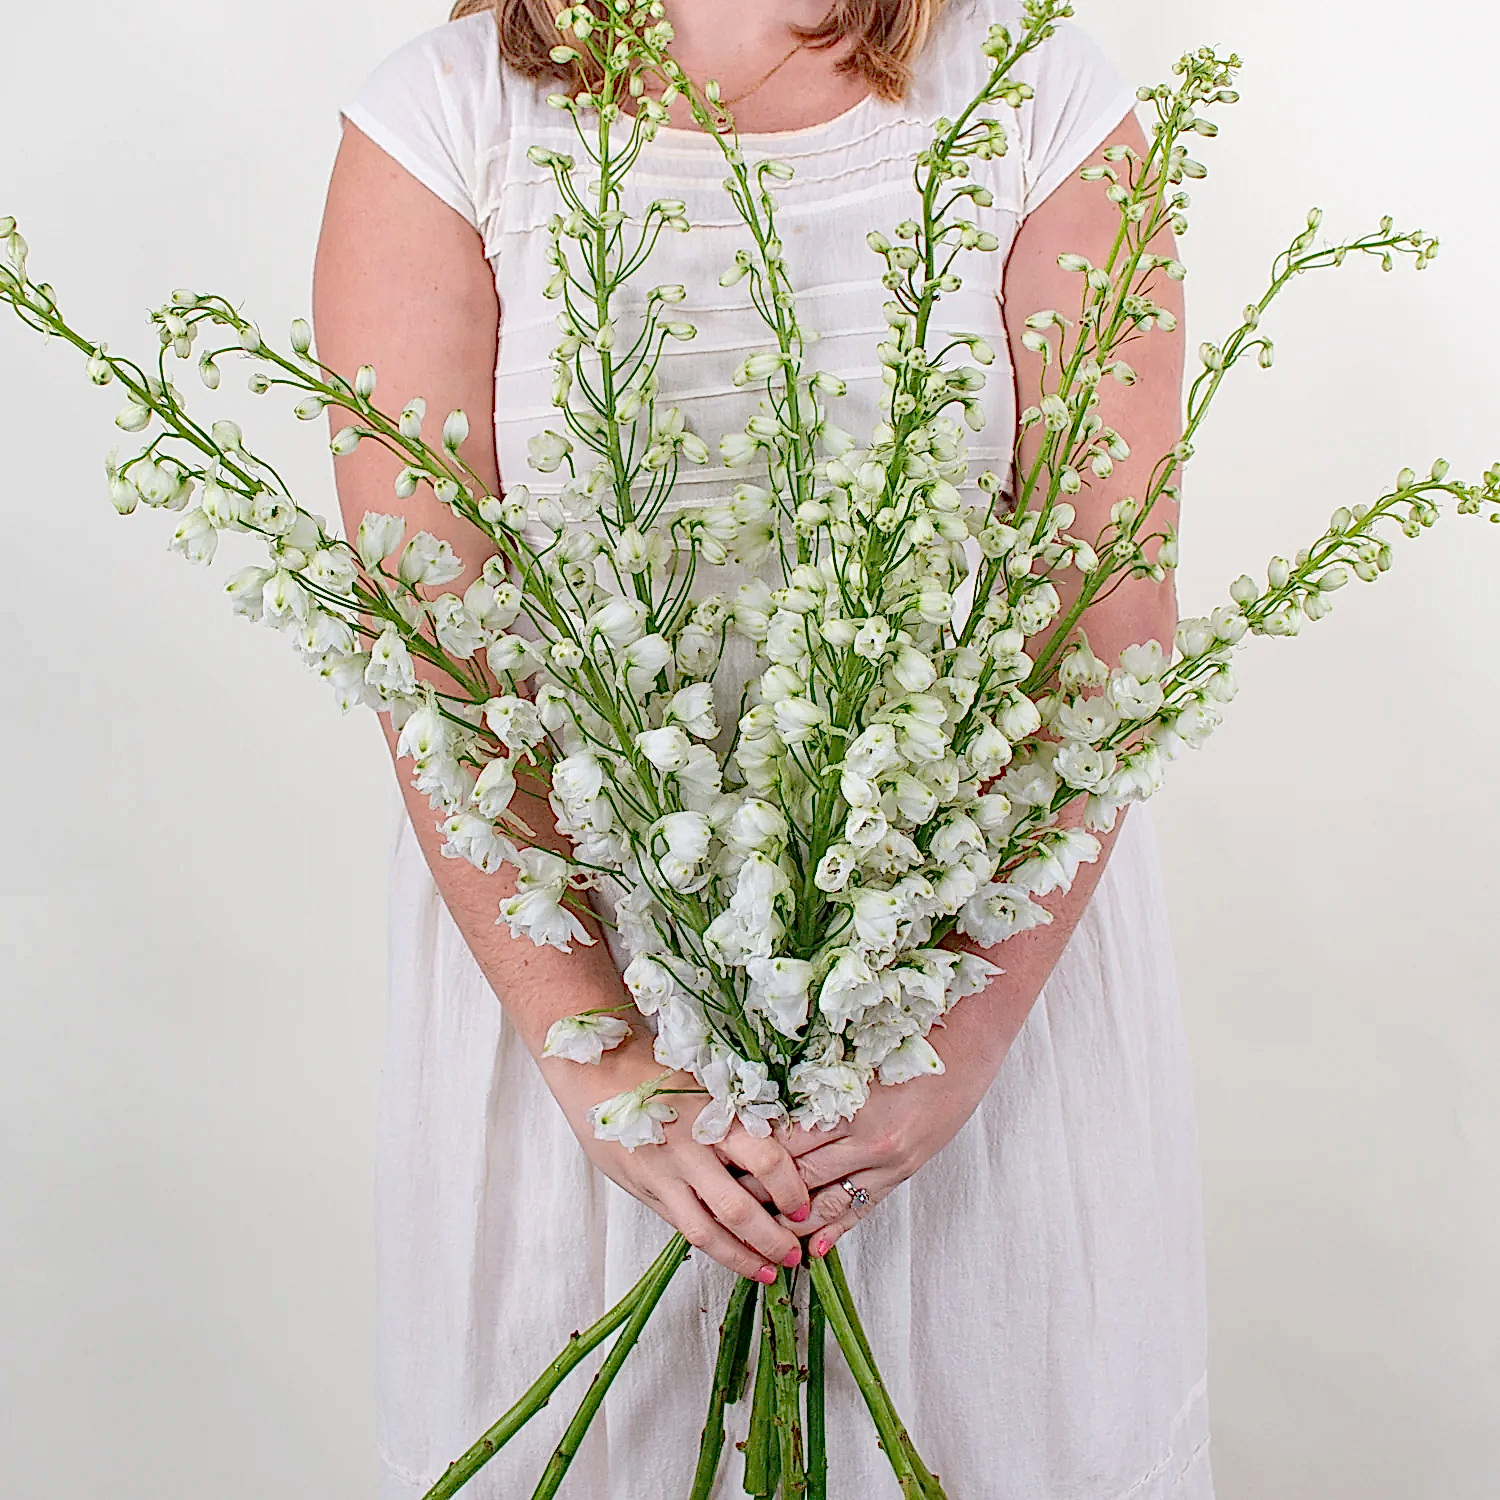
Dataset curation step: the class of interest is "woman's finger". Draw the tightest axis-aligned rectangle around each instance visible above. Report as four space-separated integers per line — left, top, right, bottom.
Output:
805 1177 885 1259
691 1162 804 1269
659 1183 780 1284
717 1127 812 1224
788 1137 883 1195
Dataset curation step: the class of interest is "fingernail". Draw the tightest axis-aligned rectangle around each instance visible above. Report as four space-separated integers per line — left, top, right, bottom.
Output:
756 1266 778 1284
782 1247 802 1268
811 1237 830 1258
790 1204 810 1223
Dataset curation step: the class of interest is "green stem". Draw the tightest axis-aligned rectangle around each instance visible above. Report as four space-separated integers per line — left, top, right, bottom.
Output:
689 1278 760 1500
808 1252 944 1500
743 1306 781 1497
767 1269 808 1497
421 1233 688 1499
528 1234 693 1500
806 1287 827 1500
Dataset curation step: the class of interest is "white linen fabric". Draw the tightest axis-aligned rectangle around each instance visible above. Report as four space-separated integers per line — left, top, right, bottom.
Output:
350 4 1214 1496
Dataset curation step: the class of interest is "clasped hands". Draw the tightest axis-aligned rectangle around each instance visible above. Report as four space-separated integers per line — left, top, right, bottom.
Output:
551 1027 1000 1285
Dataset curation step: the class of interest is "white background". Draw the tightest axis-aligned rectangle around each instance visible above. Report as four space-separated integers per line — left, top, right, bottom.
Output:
2 1 1496 1495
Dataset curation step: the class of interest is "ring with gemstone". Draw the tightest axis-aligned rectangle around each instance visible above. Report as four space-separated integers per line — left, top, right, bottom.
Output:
840 1177 871 1209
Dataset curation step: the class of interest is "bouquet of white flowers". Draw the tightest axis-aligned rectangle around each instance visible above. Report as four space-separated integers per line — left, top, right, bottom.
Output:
4 1 1497 1495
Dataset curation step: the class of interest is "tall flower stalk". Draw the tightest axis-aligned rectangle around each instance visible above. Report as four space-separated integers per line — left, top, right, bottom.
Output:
3 0 1498 1494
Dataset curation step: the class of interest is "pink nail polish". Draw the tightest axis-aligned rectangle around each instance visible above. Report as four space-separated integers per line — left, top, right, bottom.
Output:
790 1204 811 1223
756 1265 778 1284
782 1247 802 1268
811 1237 830 1259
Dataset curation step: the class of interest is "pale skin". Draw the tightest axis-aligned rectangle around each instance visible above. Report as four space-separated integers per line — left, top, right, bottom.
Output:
312 1 1182 1281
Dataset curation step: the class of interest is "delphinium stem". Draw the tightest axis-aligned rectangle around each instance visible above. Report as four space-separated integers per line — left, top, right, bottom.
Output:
421 1233 689 1498
806 1286 827 1500
742 1308 781 1497
808 1252 944 1500
528 1233 693 1500
766 1269 808 1496
689 1278 760 1500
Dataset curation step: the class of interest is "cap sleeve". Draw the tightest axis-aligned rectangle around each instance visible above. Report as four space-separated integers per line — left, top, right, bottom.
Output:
1013 19 1137 215
340 15 503 228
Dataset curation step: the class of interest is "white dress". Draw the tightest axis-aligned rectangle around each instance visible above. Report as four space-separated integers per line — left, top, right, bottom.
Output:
347 5 1214 1496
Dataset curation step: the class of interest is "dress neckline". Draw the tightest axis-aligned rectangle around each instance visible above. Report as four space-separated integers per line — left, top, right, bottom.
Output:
632 90 881 149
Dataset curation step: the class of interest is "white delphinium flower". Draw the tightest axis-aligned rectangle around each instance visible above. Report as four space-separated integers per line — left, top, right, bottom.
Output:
397 531 464 587
355 512 404 570
817 949 893 1031
588 1076 678 1151
430 594 489 659
636 725 692 772
745 956 817 1036
369 633 423 702
653 809 713 891
1011 827 1101 898
439 811 514 874
496 847 593 953
789 1056 871 1131
958 883 1053 946
876 1032 946 1086
692 1053 785 1144
484 695 546 753
586 596 649 650
471 756 518 820
665 681 718 739
622 953 680 1017
653 995 712 1075
542 1010 633 1065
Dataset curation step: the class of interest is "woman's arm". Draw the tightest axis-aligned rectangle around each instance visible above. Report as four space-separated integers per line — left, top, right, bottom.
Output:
785 113 1184 1252
312 124 810 1280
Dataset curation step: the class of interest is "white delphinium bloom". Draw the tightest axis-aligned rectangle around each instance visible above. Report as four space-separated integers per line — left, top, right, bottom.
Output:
817 949 892 1031
814 843 857 893
958 882 1053 946
470 755 517 820
355 512 404 570
397 531 464 587
745 956 816 1036
636 726 692 773
653 995 712 1075
588 1077 678 1151
543 1011 633 1065
844 723 902 779
622 634 673 696
703 851 788 963
497 848 593 953
692 1053 785 1144
946 952 1002 1004
876 1032 946 1086
1011 827 1101 898
1053 694 1119 744
430 594 489 659
1054 742 1118 792
168 508 217 565
318 651 375 714
665 681 718 739
439 811 514 874
653 810 713 891
587 596 649 650
850 887 902 955
367 624 426 693
484 696 546 752
789 1057 871 1130
622 953 680 1017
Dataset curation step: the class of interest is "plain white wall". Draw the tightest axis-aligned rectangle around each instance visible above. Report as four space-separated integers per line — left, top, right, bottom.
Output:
2 2 1496 1497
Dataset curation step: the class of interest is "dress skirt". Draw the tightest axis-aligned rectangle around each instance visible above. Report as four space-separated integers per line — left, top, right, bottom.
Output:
375 801 1214 1499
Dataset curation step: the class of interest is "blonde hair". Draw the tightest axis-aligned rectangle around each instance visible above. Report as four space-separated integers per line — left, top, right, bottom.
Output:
447 1 945 102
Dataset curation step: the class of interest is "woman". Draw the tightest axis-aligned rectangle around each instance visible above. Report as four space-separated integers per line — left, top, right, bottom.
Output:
313 1 1212 1495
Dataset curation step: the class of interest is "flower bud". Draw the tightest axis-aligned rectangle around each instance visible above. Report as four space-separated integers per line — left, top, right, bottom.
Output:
289 318 313 355
354 365 378 400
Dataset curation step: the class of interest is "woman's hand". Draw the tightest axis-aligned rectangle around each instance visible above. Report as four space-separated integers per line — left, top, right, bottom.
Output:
541 1032 812 1282
780 1037 1000 1258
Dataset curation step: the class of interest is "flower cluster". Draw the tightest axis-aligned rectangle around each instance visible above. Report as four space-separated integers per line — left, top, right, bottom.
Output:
2 3 1495 1170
